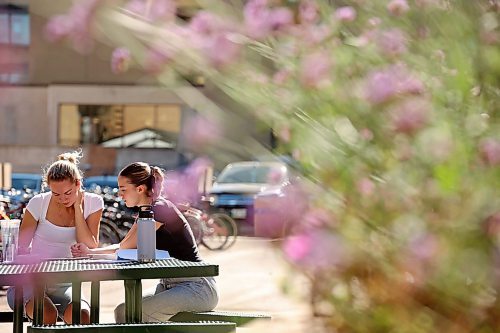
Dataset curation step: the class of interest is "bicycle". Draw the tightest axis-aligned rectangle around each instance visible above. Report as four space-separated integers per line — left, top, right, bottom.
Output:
181 204 238 251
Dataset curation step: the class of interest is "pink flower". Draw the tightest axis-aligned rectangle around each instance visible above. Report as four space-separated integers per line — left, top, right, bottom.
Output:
44 15 74 42
125 0 176 21
299 0 320 25
479 138 500 166
111 48 131 74
277 126 291 143
390 98 430 135
44 0 101 54
269 7 294 32
357 177 375 197
183 115 222 149
377 29 408 57
164 157 214 203
243 0 271 39
189 11 222 37
254 182 309 238
387 0 410 16
272 69 291 85
143 46 174 74
284 229 348 271
206 33 241 68
334 6 356 22
364 64 425 105
300 52 332 88
302 208 334 228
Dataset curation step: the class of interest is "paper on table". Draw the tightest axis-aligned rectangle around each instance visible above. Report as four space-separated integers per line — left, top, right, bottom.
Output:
117 249 170 260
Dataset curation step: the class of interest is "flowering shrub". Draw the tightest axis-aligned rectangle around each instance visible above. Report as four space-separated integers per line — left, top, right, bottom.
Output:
49 0 500 332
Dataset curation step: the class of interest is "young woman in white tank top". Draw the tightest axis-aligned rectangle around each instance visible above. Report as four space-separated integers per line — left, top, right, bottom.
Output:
6 151 103 325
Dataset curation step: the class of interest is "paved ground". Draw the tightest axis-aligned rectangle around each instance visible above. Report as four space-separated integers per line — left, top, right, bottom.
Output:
0 237 326 332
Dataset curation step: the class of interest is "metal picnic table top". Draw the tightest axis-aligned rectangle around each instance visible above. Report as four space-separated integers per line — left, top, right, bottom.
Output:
0 258 219 333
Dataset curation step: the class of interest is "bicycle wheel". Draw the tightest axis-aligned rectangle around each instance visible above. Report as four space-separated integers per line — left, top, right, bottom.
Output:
99 220 121 246
185 215 203 245
212 213 238 249
201 213 238 251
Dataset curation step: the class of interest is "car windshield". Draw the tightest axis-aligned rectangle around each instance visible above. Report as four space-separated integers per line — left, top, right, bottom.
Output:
216 165 285 184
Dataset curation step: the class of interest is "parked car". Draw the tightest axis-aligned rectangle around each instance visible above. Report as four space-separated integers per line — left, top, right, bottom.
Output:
83 175 118 189
11 173 43 192
208 161 292 235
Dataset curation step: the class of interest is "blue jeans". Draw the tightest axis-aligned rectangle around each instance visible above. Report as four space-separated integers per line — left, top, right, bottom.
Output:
7 284 88 320
114 277 219 322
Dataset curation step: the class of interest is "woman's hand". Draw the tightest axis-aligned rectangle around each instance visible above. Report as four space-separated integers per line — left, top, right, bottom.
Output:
74 188 84 211
71 243 90 257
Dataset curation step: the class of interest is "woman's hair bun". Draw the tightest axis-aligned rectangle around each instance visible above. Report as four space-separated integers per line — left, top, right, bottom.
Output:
57 150 82 164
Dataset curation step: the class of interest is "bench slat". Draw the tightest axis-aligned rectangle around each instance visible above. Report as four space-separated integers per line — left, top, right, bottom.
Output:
170 310 271 326
27 321 235 333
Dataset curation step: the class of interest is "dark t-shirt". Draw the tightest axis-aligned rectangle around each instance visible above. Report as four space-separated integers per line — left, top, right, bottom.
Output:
152 197 201 262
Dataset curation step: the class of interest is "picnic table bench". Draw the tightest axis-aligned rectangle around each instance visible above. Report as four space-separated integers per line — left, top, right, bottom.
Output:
0 258 270 332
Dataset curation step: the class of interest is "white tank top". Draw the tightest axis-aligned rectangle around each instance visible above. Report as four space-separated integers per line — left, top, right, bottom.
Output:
26 192 104 259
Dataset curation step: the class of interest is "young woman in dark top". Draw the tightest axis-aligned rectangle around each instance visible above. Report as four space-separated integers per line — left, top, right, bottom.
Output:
70 162 218 322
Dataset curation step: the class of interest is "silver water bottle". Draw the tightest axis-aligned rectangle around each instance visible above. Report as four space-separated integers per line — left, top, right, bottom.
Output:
137 205 156 263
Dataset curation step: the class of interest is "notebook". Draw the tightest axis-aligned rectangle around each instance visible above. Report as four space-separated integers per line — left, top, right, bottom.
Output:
116 249 170 260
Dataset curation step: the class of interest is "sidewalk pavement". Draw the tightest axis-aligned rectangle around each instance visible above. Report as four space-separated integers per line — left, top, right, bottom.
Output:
0 237 325 332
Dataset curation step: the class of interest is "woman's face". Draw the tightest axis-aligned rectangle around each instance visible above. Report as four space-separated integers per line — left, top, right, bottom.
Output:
49 179 80 207
118 176 143 207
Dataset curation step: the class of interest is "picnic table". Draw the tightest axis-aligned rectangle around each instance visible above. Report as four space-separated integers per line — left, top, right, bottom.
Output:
0 258 219 333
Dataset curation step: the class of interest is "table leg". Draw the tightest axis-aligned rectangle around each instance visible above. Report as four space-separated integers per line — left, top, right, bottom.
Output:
13 286 23 333
124 280 135 323
32 284 44 326
72 282 81 324
124 279 142 323
90 281 100 323
133 279 142 323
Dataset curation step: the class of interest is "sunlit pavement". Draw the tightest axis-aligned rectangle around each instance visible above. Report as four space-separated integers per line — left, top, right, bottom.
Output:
0 237 325 332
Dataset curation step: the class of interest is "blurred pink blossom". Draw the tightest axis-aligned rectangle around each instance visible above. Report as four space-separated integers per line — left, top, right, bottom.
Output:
111 48 132 74
387 0 410 16
284 229 348 271
483 212 500 238
269 7 294 32
408 233 439 263
125 0 176 21
292 24 331 46
44 15 74 42
272 69 291 85
334 6 357 22
360 128 374 141
389 98 430 135
277 126 291 143
189 11 222 37
357 177 375 197
377 29 408 57
207 33 241 68
302 208 335 228
183 115 222 149
369 17 382 27
299 0 320 24
479 138 500 166
300 52 332 88
254 182 309 238
243 0 272 39
143 46 174 74
44 0 101 53
164 157 213 203
364 64 425 105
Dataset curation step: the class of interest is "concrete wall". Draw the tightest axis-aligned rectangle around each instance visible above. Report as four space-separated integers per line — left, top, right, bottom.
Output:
0 86 49 145
28 0 156 85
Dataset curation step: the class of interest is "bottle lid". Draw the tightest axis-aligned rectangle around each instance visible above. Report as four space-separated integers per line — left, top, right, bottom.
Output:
138 205 154 219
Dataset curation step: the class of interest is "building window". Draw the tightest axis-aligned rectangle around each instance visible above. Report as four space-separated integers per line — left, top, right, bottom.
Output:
0 5 29 84
0 5 30 45
58 104 182 148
